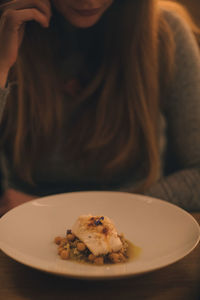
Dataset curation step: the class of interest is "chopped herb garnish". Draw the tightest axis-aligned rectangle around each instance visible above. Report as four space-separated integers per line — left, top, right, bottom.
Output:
94 216 104 226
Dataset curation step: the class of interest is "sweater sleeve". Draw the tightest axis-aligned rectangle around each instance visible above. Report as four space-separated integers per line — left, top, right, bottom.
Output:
145 10 200 211
0 85 10 121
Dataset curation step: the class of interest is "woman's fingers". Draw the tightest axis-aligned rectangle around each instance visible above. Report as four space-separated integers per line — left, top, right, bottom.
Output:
0 0 52 73
2 7 50 29
0 0 52 29
0 0 52 19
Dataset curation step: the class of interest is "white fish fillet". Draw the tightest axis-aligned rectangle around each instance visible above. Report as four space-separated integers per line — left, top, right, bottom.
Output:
72 215 122 256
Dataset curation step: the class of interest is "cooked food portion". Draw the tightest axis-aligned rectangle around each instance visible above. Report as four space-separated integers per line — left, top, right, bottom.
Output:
54 215 129 265
72 215 123 256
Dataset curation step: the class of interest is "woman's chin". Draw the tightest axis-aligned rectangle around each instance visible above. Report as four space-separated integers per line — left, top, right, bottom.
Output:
66 15 102 29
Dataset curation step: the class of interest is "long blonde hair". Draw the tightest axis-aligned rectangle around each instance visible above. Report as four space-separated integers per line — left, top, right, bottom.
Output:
0 0 199 190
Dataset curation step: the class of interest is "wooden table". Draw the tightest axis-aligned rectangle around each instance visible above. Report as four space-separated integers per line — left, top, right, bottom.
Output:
0 213 199 300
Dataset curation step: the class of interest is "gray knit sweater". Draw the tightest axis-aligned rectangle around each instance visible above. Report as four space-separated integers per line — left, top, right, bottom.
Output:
0 10 200 211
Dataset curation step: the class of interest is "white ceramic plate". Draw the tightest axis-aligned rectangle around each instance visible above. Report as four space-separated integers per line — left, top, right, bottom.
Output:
0 191 199 280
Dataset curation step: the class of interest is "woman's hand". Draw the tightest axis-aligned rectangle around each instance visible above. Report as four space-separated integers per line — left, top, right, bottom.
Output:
0 0 52 84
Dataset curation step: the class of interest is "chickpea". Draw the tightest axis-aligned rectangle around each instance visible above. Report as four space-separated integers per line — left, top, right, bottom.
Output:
118 253 126 262
88 254 95 261
60 249 70 260
58 246 63 255
60 238 67 246
54 236 63 245
119 248 125 255
77 242 86 252
94 257 104 265
67 233 75 242
108 252 121 263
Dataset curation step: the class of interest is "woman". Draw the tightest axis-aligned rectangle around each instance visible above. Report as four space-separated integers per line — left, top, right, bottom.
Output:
0 0 200 215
